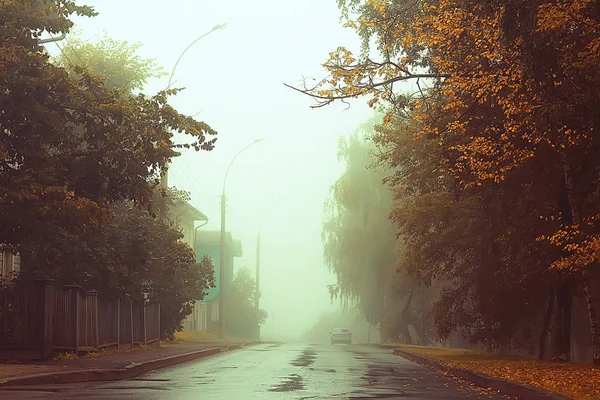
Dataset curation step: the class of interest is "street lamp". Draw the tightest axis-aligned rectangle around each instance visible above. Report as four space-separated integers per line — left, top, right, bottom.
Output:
219 138 264 338
161 23 227 189
255 197 282 340
166 24 228 91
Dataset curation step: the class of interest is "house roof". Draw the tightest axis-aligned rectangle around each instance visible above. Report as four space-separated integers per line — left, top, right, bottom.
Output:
169 201 208 224
195 230 243 257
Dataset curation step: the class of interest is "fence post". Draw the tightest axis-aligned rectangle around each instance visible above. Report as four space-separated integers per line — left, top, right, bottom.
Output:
116 298 121 349
127 295 133 348
157 303 161 344
84 290 99 350
143 301 147 345
63 284 81 352
34 278 55 360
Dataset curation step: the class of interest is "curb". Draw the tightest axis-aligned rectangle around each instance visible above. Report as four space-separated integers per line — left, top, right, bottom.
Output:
393 348 570 400
369 343 398 349
0 342 258 388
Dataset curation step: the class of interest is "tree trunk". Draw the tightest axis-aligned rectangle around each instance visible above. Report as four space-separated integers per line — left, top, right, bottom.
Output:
552 283 572 362
562 153 600 364
400 322 413 344
582 270 600 365
539 286 555 360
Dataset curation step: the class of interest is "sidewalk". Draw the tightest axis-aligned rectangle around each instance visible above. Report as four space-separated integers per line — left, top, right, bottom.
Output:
390 344 599 400
0 340 252 386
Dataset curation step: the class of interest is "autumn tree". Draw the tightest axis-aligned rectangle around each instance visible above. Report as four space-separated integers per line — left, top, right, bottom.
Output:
0 1 217 276
294 0 600 363
376 117 569 353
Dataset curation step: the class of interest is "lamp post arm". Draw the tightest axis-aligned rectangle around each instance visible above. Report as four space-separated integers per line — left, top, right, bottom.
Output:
166 24 227 91
222 139 263 196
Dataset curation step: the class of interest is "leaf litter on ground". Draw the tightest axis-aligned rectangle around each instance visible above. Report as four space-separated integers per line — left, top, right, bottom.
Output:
398 344 599 400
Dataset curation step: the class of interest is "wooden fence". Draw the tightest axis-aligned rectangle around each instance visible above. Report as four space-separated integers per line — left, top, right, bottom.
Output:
0 278 160 360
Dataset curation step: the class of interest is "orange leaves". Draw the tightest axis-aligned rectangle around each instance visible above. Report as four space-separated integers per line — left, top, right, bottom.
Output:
536 214 600 271
401 345 600 400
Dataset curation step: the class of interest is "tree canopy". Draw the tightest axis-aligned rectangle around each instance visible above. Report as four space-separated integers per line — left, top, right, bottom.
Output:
301 0 600 363
56 32 166 95
0 1 217 273
1 1 218 338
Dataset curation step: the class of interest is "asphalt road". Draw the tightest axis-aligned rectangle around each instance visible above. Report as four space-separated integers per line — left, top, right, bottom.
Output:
2 343 509 399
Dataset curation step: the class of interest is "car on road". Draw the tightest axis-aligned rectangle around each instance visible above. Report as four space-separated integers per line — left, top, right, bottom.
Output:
330 328 352 345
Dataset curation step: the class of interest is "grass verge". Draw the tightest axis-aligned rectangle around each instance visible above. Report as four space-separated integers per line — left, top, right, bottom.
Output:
173 330 221 343
397 345 599 400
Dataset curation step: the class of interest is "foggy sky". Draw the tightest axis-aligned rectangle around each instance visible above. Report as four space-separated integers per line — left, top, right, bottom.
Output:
59 0 374 339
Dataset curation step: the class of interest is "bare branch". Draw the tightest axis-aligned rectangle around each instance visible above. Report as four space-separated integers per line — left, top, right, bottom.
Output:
284 72 447 109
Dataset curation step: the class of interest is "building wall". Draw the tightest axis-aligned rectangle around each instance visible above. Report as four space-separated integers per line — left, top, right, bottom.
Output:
179 221 195 249
195 244 235 300
196 244 220 302
0 252 21 279
183 302 208 331
194 242 238 335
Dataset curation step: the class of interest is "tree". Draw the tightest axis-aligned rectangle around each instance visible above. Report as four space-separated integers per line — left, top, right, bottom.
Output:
225 267 267 338
88 203 215 339
293 0 600 364
0 1 217 277
322 117 437 343
56 32 166 95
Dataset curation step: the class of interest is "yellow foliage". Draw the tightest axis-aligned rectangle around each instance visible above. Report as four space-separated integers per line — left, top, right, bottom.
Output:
400 345 600 400
303 0 600 274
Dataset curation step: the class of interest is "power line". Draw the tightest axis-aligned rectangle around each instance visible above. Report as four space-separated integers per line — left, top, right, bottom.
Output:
179 150 219 197
169 162 220 212
62 35 89 70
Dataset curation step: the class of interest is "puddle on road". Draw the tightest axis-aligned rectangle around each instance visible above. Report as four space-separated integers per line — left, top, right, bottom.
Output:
349 392 409 399
290 348 317 367
307 367 336 373
268 373 305 392
365 366 397 376
129 378 172 382
103 386 170 391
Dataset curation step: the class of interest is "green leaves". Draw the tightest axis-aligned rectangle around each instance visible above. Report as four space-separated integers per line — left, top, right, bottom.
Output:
56 33 166 96
225 267 267 337
0 2 216 272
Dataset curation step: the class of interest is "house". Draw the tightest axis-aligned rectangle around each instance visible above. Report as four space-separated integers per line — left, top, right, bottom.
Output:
167 201 208 248
166 201 211 332
194 231 243 335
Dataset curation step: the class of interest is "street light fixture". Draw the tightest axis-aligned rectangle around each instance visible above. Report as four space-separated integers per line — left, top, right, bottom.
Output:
219 138 264 338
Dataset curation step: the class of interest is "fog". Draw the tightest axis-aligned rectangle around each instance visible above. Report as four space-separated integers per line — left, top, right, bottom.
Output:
57 0 373 340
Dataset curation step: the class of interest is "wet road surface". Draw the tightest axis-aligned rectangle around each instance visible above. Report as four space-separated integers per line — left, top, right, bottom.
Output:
2 343 509 399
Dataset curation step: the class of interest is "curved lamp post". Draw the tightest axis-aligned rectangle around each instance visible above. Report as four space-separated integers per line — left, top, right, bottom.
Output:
219 138 264 338
166 24 228 91
161 23 227 188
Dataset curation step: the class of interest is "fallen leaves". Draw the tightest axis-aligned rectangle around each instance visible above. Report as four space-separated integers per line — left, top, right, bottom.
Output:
400 345 600 400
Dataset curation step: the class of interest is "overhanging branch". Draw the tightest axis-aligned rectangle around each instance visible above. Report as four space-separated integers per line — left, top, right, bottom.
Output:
284 71 448 109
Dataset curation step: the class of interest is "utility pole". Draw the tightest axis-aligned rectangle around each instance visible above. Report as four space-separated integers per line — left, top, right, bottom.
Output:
218 138 263 339
255 231 261 339
254 197 281 341
219 194 226 338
